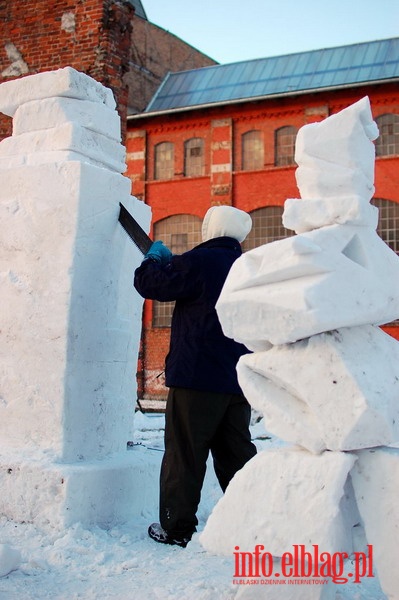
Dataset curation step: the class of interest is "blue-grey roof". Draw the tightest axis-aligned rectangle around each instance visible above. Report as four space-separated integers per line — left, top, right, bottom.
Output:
145 38 399 113
128 0 147 20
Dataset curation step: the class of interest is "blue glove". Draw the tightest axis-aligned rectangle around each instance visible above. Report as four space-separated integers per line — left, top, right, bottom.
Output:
145 240 172 265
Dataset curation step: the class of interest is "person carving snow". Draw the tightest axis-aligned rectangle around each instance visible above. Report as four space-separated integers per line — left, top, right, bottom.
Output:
134 205 257 547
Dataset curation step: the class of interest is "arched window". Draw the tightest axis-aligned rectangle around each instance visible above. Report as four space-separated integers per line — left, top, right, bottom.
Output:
375 114 399 157
154 142 174 180
242 130 264 171
184 138 205 177
275 126 297 166
152 215 203 327
371 198 399 254
242 206 295 252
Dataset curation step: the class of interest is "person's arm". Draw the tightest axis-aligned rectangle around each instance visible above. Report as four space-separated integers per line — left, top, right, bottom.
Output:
134 252 201 302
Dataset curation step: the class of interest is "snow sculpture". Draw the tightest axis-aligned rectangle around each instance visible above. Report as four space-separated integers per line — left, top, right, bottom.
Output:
0 68 155 529
201 97 399 600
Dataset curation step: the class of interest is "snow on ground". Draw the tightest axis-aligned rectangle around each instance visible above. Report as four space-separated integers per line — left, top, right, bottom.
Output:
0 413 388 600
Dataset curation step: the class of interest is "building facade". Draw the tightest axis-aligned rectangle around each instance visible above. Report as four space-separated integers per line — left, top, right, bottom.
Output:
126 39 399 403
0 0 216 140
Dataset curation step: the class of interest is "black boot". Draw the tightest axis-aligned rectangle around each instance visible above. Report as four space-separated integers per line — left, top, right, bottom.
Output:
148 523 192 548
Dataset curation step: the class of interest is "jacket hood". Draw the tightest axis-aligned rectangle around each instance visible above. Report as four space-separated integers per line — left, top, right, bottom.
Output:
202 206 252 243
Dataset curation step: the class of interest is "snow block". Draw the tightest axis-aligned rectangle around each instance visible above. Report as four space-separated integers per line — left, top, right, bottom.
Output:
351 447 399 600
216 224 399 347
13 96 122 141
0 122 126 173
237 326 399 452
282 196 378 234
0 67 116 117
0 446 161 529
294 97 378 201
0 162 149 461
295 163 375 201
200 447 356 557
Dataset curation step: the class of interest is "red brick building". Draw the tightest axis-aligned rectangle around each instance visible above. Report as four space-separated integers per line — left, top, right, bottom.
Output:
0 0 216 140
126 38 399 403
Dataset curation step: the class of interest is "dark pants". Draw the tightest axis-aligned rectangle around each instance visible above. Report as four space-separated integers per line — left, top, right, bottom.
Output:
159 387 257 539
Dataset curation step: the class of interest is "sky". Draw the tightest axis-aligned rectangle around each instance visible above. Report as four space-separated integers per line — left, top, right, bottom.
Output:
141 0 399 64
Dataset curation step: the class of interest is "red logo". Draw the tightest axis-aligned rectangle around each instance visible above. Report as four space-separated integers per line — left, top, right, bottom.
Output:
233 544 374 585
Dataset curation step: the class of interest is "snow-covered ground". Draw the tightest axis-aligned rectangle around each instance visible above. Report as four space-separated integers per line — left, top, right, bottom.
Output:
0 412 387 600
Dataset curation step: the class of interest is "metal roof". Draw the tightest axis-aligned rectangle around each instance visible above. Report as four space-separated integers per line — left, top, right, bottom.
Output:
144 38 399 114
128 0 147 20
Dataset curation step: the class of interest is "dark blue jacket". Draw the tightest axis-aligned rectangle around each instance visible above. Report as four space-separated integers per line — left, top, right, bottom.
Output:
134 237 249 395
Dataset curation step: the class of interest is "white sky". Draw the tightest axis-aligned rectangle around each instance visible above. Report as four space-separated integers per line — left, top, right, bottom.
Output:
141 0 399 64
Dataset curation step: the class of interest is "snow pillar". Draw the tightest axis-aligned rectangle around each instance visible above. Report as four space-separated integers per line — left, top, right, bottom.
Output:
0 67 155 528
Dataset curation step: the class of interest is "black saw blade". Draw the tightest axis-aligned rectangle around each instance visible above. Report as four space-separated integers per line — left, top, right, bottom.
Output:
118 202 153 255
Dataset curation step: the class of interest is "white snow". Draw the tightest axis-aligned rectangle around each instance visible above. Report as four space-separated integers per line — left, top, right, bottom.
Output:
294 96 378 201
13 97 121 141
282 195 378 233
0 67 116 117
237 326 399 452
200 447 357 556
0 544 21 579
0 122 126 172
351 447 399 599
0 414 389 599
216 224 399 347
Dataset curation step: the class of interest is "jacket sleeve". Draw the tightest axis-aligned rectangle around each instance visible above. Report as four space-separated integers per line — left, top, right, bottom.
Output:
134 254 201 301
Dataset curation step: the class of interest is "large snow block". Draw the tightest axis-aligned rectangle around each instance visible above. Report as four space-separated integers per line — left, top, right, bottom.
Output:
0 162 150 461
351 447 399 600
13 97 121 141
200 447 356 557
0 446 161 529
295 163 375 202
237 326 399 452
283 196 378 234
0 67 115 117
217 224 399 347
0 123 126 173
294 97 378 201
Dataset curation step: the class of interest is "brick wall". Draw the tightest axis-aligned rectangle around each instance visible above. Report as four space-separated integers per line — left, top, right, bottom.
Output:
0 0 133 140
125 17 216 114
